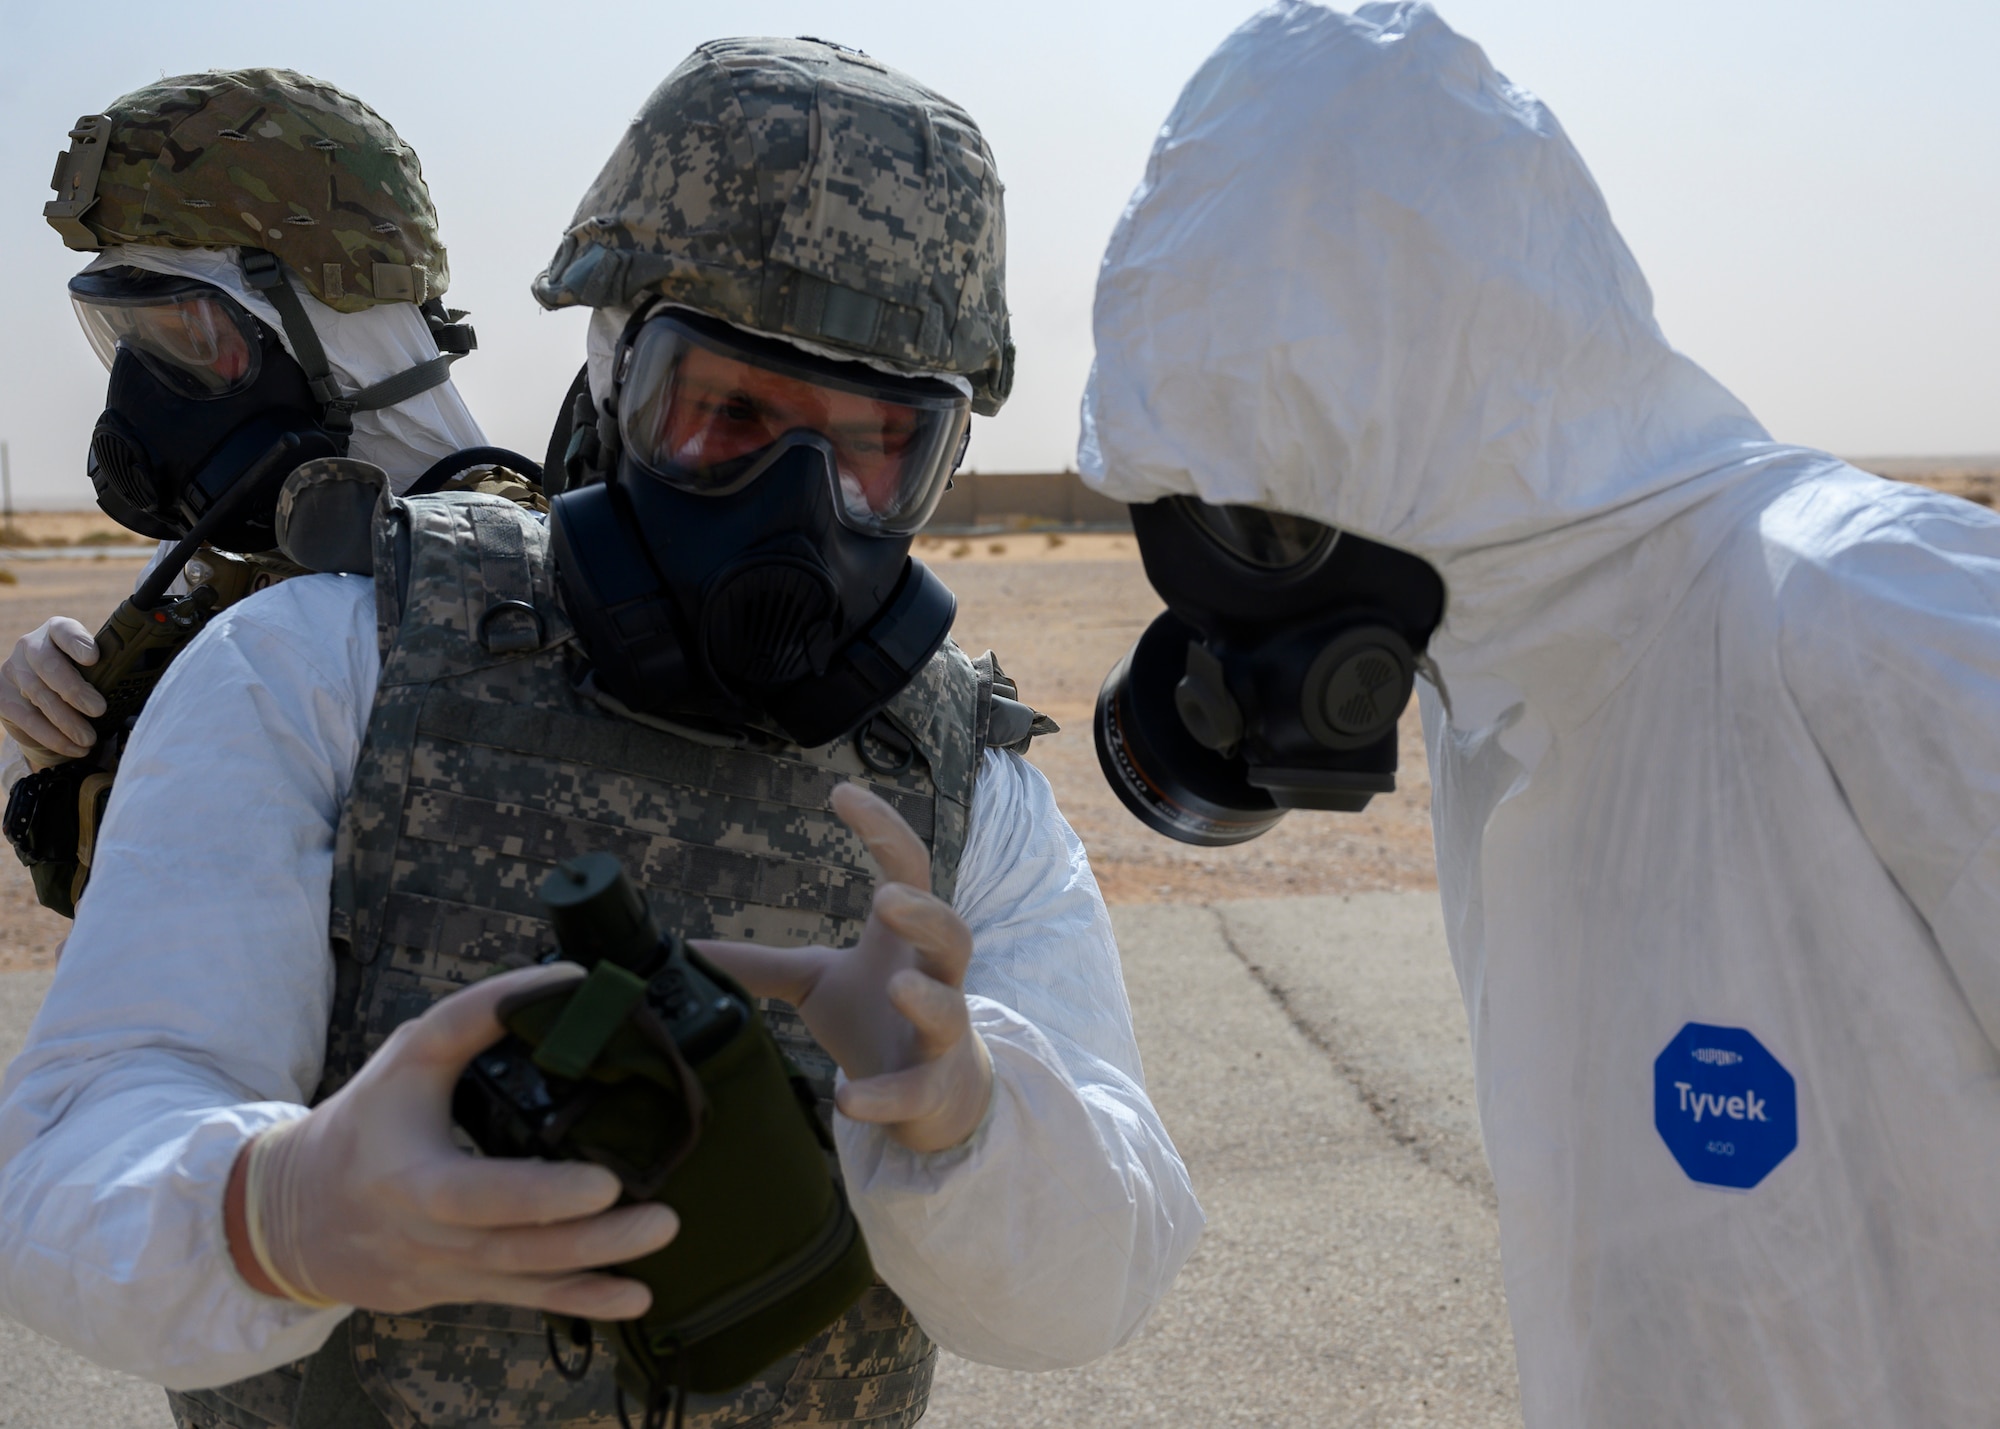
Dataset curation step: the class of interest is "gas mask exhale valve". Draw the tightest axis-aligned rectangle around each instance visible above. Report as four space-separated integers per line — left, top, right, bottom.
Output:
1095 497 1445 847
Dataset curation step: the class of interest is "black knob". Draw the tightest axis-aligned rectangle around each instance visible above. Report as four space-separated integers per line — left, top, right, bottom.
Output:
539 853 663 974
1173 640 1246 754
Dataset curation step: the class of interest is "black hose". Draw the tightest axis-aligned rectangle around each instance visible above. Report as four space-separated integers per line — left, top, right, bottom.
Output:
132 432 304 610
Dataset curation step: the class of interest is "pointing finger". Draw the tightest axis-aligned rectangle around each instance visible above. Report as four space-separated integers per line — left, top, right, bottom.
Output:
831 782 931 890
27 635 106 718
477 1203 680 1273
46 619 99 668
407 1150 624 1229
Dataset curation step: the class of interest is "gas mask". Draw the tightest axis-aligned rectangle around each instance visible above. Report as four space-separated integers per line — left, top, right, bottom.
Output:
1095 497 1445 846
552 307 970 748
69 257 469 550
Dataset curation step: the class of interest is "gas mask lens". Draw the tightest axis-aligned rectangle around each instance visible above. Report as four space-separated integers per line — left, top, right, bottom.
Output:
1184 504 1337 571
69 269 263 399
616 312 970 535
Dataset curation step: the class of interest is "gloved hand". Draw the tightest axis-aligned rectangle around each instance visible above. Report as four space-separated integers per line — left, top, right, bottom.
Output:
0 617 104 768
697 783 994 1155
225 963 680 1314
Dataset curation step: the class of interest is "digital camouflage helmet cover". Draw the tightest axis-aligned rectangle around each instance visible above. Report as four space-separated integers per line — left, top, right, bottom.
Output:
45 67 449 311
533 38 1013 414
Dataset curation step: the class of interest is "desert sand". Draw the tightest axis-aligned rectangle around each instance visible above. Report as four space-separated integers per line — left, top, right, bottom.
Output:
0 538 1440 970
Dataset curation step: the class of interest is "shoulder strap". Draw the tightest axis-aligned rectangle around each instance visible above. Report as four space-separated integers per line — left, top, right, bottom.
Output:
876 641 983 904
338 493 571 962
969 649 1059 755
369 490 570 676
404 446 546 497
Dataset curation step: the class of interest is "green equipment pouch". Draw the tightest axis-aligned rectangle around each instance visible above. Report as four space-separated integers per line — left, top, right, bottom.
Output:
451 853 874 1424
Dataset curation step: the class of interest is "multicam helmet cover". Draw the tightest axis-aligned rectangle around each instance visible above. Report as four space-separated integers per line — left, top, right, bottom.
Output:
533 38 1014 415
45 68 448 313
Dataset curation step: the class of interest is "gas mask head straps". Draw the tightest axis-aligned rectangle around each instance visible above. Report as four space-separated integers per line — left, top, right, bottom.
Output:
238 247 472 448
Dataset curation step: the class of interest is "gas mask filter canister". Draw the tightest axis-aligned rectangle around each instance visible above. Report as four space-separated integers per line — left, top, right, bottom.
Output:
1095 497 1446 846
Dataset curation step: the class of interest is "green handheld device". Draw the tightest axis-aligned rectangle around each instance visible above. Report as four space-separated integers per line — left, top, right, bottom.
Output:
452 853 874 1429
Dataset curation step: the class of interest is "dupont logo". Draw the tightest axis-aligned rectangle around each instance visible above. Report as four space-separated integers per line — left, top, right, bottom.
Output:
1654 1023 1797 1190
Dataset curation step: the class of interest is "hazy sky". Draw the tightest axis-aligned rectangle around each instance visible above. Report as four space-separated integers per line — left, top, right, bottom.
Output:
2 0 1996 507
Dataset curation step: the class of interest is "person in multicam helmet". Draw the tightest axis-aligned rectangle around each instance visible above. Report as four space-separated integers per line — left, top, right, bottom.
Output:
0 38 1204 1429
0 68 503 791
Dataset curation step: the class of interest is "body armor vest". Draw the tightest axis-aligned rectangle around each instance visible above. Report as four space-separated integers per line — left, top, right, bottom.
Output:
169 491 989 1429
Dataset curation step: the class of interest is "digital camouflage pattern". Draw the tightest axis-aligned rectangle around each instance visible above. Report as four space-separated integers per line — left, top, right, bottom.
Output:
533 38 1013 415
47 68 448 313
170 490 981 1429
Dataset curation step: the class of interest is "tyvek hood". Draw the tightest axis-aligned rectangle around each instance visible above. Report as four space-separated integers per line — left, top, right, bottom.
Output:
1079 1 1826 748
82 245 486 489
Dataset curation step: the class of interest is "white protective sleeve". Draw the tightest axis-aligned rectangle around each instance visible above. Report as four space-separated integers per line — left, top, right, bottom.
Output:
837 749 1202 1369
0 574 1200 1386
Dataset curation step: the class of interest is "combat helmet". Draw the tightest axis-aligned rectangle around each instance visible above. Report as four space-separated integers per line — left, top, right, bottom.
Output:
45 67 449 312
47 68 475 456
533 37 1013 414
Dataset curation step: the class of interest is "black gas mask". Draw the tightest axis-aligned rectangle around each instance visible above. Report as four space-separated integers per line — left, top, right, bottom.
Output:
70 256 470 550
1095 497 1445 846
551 307 969 748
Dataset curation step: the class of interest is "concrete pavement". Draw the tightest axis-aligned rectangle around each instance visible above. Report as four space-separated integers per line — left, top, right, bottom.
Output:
0 893 1520 1427
924 895 1516 1428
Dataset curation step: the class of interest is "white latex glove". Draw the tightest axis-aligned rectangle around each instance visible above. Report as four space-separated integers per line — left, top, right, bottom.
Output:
0 617 105 768
697 783 995 1155
225 963 679 1315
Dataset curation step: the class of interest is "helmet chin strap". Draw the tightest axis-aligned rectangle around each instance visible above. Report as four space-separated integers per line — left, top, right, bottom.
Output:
238 247 468 449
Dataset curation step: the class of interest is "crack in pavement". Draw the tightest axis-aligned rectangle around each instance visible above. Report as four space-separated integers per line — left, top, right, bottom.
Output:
1205 904 1496 1206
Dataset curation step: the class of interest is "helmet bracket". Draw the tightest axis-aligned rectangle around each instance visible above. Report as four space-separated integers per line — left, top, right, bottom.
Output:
45 116 113 250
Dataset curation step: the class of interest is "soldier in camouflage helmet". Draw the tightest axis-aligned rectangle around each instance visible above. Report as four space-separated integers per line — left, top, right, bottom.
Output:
0 41 1203 1429
46 66 450 309
534 36 1012 414
1 68 498 787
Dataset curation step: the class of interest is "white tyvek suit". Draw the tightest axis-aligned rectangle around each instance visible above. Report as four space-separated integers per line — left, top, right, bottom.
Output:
1080 3 2000 1423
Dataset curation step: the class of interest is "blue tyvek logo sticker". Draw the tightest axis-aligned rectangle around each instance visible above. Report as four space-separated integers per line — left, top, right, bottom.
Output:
1654 1023 1796 1189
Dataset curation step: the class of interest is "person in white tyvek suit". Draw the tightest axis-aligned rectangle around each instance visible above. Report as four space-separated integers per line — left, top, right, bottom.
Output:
1081 3 2000 1424
1 79 489 799
0 242 490 794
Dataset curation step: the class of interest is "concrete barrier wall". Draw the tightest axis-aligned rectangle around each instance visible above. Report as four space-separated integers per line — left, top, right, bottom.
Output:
927 471 1132 531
